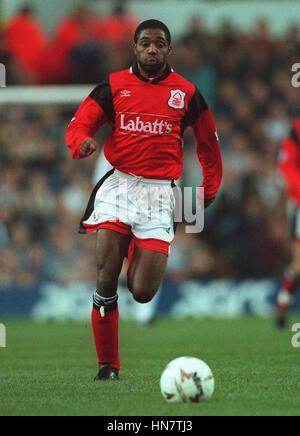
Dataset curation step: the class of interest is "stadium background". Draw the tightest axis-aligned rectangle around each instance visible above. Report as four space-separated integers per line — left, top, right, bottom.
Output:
1 0 300 321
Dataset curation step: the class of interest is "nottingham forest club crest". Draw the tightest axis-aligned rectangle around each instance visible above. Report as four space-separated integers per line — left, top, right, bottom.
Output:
168 89 186 109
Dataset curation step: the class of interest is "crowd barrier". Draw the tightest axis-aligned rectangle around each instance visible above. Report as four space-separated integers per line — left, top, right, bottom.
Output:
0 279 299 321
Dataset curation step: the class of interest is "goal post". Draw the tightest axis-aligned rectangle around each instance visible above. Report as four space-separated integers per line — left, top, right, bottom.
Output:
0 85 95 104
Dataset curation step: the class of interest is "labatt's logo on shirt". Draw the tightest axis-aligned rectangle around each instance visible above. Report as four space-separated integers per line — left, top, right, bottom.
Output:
120 114 173 134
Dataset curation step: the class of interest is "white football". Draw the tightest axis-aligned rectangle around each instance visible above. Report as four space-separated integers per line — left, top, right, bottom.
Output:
160 356 214 403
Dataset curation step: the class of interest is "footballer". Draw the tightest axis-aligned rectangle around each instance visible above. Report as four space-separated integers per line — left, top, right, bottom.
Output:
66 20 222 380
276 118 300 327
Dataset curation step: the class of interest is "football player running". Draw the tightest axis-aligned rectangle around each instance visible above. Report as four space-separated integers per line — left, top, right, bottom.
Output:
276 118 300 328
66 20 222 380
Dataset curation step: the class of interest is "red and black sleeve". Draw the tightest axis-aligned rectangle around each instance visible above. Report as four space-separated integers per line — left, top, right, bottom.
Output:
278 124 300 188
185 88 223 201
66 77 115 159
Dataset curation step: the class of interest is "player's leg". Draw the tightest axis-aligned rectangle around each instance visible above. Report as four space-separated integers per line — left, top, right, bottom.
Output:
277 241 300 304
276 240 300 328
127 244 168 304
79 170 133 378
95 228 131 298
92 228 131 379
133 282 163 326
276 206 300 327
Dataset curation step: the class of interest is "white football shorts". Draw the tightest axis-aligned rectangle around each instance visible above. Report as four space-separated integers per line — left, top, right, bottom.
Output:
80 169 176 246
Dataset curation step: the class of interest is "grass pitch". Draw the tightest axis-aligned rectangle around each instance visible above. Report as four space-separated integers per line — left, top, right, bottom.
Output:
0 316 300 416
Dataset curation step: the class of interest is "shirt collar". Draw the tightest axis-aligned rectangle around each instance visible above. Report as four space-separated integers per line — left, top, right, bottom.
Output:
130 61 172 84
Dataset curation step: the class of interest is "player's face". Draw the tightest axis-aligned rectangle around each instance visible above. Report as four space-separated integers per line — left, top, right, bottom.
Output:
134 29 171 77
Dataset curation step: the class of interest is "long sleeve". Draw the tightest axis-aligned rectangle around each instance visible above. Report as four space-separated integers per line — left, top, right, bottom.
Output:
278 127 300 206
279 132 300 187
186 87 222 199
66 78 115 159
193 108 223 199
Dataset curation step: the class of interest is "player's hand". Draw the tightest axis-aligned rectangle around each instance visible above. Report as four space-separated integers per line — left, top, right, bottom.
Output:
204 197 215 208
197 187 215 209
197 197 215 209
80 138 97 156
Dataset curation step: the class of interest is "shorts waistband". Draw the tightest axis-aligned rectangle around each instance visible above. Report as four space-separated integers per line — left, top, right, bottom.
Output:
114 169 172 185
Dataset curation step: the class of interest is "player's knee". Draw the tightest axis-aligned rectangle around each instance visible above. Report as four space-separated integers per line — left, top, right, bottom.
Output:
131 288 155 304
292 251 300 277
292 264 300 278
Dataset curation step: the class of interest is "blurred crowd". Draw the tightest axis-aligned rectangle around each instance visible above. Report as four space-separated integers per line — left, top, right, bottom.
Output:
0 3 138 85
1 3 300 289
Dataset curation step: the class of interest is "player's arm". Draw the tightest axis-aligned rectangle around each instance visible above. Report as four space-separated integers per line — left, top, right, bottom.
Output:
66 78 114 159
187 88 223 208
278 129 300 188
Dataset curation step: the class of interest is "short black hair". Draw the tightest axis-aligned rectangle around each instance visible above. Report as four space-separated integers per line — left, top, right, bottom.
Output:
134 20 171 45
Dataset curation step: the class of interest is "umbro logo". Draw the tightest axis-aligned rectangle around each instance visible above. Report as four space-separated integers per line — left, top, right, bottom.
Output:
120 90 131 97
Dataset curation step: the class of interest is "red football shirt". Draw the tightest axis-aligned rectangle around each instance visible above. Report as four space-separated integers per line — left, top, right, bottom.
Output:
278 118 300 206
66 63 223 199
